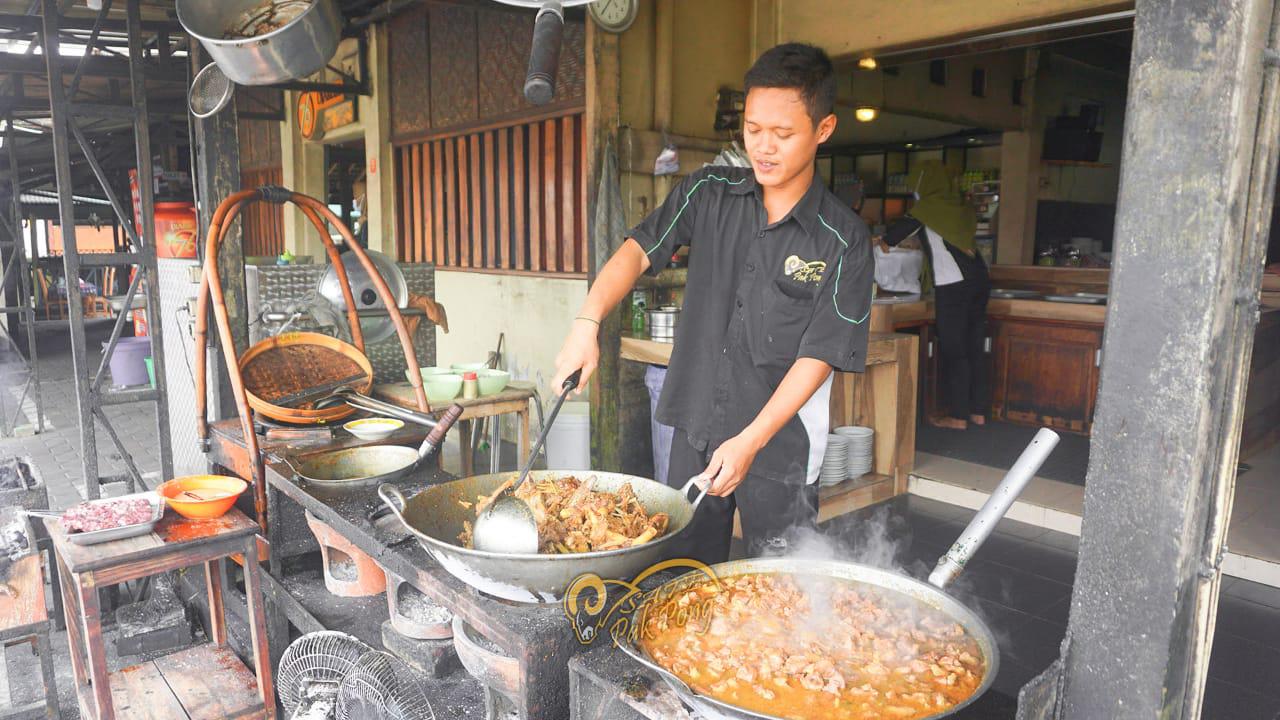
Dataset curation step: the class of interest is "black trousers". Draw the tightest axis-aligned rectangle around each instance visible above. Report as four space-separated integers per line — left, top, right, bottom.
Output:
933 248 991 419
664 428 819 567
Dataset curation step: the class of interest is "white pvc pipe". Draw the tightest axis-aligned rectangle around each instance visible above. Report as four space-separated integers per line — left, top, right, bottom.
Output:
929 427 1061 589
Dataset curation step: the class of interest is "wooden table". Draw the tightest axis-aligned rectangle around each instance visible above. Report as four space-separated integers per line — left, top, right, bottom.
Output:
618 331 920 519
45 509 275 720
373 381 536 476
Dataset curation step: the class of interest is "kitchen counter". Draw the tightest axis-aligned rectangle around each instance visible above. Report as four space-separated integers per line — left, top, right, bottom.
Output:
619 331 914 366
886 296 1107 327
619 330 920 520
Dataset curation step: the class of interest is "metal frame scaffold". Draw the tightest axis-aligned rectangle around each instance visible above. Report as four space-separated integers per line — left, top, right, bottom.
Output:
40 0 173 497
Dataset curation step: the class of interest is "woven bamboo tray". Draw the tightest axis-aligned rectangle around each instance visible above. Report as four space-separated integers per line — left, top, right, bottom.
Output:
238 331 373 425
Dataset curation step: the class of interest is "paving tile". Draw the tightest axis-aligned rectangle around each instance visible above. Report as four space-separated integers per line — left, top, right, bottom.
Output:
992 516 1049 541
1201 678 1280 720
983 540 1079 586
1226 578 1280 610
947 559 1073 619
1216 596 1280 651
1034 595 1074 627
1208 631 1280 699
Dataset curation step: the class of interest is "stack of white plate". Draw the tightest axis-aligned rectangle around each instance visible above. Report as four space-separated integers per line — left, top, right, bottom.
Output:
834 426 874 478
820 434 849 486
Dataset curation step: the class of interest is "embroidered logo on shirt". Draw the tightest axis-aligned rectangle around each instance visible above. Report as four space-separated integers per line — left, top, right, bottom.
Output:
783 254 826 284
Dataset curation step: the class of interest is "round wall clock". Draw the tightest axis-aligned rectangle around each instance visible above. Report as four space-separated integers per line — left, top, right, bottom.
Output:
588 0 637 33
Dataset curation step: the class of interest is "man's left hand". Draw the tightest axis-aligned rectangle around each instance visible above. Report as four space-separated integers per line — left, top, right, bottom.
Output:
700 432 764 497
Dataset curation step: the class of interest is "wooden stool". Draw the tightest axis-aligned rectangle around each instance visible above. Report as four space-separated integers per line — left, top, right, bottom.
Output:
45 508 276 720
0 554 58 720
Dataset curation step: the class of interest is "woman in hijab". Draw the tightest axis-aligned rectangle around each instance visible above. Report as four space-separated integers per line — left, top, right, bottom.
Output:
882 160 989 430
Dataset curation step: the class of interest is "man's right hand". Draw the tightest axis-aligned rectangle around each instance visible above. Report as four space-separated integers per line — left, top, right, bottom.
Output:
553 318 600 395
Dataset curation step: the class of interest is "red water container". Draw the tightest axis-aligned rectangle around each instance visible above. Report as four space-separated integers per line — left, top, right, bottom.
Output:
154 202 198 259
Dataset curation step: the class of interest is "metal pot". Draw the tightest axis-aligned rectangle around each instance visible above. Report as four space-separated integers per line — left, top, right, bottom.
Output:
647 305 679 340
177 0 342 86
318 250 410 345
378 471 707 603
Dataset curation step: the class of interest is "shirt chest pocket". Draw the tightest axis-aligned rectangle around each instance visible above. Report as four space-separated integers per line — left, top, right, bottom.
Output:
750 276 817 369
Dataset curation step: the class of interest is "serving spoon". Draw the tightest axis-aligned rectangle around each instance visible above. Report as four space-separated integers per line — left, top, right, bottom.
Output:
471 370 580 553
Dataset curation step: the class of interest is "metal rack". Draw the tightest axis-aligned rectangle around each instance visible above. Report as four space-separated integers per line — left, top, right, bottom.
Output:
0 113 42 437
39 0 176 496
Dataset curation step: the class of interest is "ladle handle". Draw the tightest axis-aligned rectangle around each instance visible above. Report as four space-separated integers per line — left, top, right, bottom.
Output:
678 476 710 512
511 369 581 492
419 403 464 460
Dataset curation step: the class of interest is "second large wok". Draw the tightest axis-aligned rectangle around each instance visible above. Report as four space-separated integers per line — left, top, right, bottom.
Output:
379 470 707 603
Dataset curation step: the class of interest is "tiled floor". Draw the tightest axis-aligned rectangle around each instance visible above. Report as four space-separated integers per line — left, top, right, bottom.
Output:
911 447 1280 587
821 494 1280 719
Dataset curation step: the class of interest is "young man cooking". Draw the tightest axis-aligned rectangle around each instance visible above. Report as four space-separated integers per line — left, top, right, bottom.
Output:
553 43 874 566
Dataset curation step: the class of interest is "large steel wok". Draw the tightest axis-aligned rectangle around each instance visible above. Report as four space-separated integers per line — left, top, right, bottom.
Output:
379 471 707 603
614 428 1062 720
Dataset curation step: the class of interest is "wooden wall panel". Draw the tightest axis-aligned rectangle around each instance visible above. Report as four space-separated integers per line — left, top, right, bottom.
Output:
389 3 430 139
497 129 510 269
240 167 284 257
513 127 526 270
393 114 585 275
428 4 479 130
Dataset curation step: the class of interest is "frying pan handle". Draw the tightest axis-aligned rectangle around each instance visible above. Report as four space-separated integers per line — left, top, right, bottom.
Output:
678 476 710 512
378 483 410 524
928 427 1060 589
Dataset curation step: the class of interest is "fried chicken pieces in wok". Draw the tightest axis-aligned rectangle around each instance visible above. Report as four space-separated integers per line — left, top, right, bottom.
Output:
459 475 670 553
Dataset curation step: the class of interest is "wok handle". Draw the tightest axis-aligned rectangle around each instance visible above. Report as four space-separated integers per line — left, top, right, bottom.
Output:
378 484 411 525
678 476 710 512
928 427 1060 589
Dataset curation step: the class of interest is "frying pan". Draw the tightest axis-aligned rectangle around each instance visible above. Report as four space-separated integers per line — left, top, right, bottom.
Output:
614 428 1061 720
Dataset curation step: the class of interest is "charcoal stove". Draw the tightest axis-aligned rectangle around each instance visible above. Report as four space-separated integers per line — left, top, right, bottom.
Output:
264 457 593 720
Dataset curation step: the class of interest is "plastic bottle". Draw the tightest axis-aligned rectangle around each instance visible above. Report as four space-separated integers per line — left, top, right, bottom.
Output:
462 371 479 400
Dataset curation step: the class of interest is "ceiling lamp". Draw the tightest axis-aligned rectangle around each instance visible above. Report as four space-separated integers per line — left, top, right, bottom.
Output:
854 106 879 122
857 57 878 70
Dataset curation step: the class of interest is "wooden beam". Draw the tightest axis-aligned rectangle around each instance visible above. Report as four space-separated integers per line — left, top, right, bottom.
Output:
585 19 623 471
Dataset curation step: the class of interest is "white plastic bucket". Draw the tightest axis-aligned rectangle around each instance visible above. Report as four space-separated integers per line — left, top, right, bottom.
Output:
544 401 590 470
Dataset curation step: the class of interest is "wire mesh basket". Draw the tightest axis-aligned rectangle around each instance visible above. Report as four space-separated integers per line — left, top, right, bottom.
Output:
336 651 435 720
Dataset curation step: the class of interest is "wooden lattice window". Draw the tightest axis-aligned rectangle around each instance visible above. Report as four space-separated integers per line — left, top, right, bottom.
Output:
395 111 586 275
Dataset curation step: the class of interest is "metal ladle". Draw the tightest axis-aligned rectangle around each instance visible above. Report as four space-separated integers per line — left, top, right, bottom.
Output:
472 369 581 554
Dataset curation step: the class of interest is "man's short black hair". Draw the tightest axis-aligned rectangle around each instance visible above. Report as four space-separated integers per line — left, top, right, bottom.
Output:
744 43 836 125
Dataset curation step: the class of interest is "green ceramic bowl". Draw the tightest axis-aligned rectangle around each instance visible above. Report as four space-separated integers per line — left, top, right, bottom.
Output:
405 366 456 383
422 374 463 403
475 368 510 396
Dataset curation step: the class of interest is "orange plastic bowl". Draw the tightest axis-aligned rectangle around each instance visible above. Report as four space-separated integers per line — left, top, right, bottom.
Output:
158 475 247 519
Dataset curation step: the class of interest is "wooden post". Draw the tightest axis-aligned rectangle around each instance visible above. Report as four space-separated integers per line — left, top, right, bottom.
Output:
191 48 248 419
585 20 623 471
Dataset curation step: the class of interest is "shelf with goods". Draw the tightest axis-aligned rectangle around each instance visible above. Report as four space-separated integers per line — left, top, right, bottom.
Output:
966 172 999 265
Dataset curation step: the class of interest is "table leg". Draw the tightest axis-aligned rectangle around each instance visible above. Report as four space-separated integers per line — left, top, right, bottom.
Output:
489 413 501 473
55 554 87 697
35 626 59 720
242 536 277 719
459 419 473 477
519 407 530 469
206 557 227 645
78 573 114 719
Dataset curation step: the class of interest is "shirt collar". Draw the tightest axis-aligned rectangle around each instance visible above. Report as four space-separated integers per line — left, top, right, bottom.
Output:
729 169 825 236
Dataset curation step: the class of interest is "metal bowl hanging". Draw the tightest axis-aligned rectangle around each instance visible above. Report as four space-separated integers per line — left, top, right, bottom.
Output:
177 0 342 86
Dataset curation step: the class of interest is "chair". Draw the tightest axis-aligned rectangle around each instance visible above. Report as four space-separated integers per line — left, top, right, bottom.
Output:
34 269 67 321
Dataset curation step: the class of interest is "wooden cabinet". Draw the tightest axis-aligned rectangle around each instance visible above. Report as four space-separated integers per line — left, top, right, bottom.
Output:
990 317 1103 434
